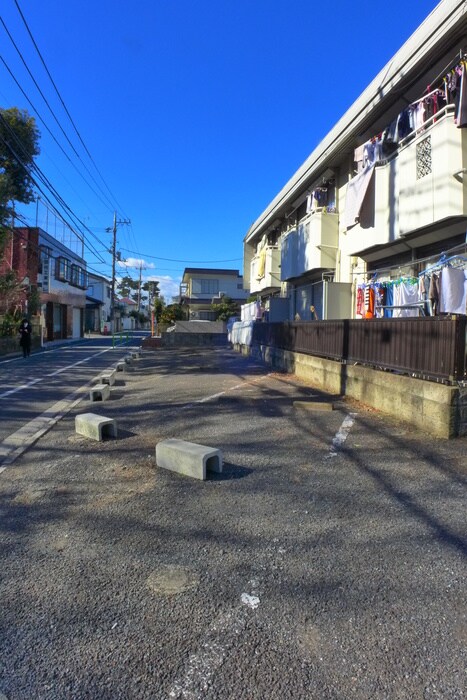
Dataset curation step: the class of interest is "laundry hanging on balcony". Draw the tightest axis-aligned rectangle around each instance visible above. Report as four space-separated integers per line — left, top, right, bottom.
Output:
356 278 423 318
255 233 268 279
306 187 328 213
419 254 467 314
344 165 375 229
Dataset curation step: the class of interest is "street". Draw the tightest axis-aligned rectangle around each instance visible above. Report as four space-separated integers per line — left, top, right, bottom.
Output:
0 332 148 466
0 345 466 699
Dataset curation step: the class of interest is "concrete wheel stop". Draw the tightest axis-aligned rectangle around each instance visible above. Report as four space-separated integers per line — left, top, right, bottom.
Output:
89 383 111 402
293 400 335 412
75 413 118 441
155 439 223 480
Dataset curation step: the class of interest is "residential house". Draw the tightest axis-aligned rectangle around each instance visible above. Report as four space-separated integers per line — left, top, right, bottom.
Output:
180 268 249 320
85 272 111 333
36 227 87 340
118 296 137 330
244 0 467 321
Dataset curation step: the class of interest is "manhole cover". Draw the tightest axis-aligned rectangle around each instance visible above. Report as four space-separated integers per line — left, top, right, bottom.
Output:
147 566 199 596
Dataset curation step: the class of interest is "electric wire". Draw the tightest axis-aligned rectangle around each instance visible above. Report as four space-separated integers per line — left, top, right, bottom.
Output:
13 0 129 220
0 50 118 215
11 214 108 278
119 247 242 264
0 125 106 263
0 107 111 258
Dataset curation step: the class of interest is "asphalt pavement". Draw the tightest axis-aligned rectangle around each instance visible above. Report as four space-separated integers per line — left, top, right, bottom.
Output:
0 345 466 699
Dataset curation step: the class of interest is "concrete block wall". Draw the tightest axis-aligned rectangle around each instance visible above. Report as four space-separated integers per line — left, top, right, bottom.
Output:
234 342 466 439
161 332 228 347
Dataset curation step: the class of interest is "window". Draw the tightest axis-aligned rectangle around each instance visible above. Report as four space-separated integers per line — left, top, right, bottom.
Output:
40 247 52 284
416 136 432 179
237 283 243 289
56 257 71 282
71 264 79 286
87 285 94 296
69 263 88 288
192 278 219 294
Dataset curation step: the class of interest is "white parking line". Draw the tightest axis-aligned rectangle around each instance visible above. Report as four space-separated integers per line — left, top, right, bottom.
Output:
168 583 260 699
327 413 357 458
184 376 267 409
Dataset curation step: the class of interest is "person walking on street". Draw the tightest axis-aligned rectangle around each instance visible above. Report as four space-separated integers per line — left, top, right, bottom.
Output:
18 317 32 358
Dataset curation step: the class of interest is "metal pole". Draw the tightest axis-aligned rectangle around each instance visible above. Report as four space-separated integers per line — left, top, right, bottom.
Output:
110 212 117 335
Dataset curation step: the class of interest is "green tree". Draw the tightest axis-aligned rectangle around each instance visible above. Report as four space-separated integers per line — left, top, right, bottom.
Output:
116 274 138 298
211 295 239 321
0 107 40 211
160 303 186 324
0 108 40 320
153 296 165 322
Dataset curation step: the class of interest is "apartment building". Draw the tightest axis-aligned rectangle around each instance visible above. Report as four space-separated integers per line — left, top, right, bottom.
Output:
244 0 467 321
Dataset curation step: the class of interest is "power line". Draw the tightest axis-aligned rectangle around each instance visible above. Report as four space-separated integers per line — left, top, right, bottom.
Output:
13 0 129 219
11 214 109 278
0 50 118 215
119 247 242 264
0 117 107 263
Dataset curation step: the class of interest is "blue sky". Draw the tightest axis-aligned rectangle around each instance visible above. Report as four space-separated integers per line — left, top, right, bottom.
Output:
1 0 440 300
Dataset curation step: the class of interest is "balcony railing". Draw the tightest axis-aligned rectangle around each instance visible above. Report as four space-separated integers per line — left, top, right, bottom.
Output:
280 211 338 281
250 246 281 293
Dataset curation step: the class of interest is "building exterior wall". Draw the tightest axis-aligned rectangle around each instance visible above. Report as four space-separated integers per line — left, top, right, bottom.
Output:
86 273 111 332
0 227 39 315
181 268 249 320
6 227 88 341
243 1 467 320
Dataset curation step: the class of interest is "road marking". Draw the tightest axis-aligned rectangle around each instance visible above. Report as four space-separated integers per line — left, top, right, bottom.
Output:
0 378 42 399
0 387 90 471
168 583 260 699
0 344 138 469
0 347 114 400
184 376 267 409
327 413 357 458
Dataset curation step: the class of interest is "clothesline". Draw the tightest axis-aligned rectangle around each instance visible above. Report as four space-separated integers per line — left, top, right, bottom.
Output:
350 241 467 277
419 253 467 276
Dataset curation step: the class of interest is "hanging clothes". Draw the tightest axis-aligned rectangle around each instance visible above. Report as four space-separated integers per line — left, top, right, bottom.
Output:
439 267 467 313
365 286 375 318
344 165 375 229
429 273 440 315
384 284 393 318
356 285 365 318
374 284 386 318
457 61 467 128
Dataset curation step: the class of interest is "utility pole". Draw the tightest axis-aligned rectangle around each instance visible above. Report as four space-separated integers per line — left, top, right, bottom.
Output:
110 212 117 331
106 212 131 333
137 261 143 313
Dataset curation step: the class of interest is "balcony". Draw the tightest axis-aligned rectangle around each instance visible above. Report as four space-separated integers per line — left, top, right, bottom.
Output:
250 246 281 294
280 211 339 281
397 107 467 235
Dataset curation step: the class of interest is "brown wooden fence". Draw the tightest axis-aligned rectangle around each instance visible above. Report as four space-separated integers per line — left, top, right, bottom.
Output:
251 317 467 383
